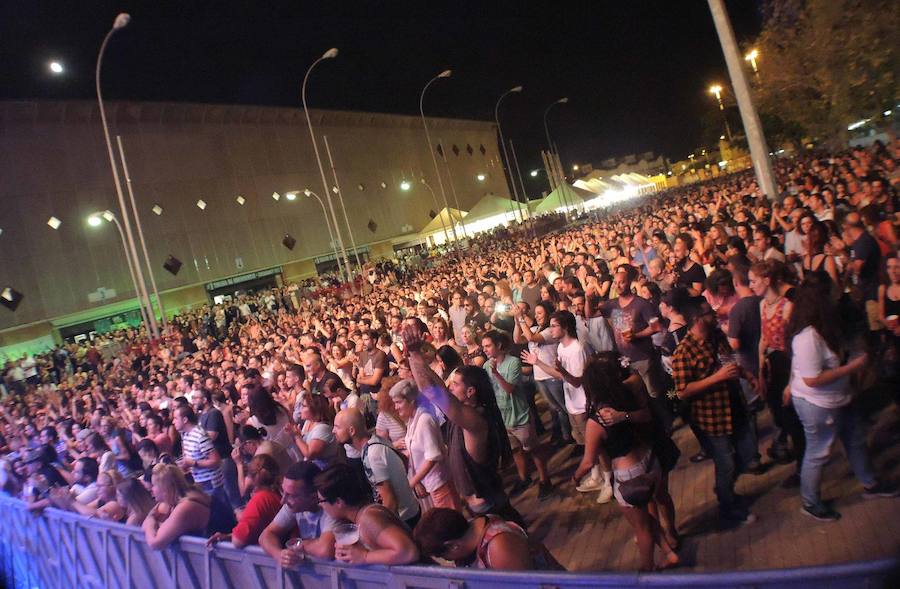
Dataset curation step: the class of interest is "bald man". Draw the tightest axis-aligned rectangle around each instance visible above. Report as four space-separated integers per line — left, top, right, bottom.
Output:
332 409 421 528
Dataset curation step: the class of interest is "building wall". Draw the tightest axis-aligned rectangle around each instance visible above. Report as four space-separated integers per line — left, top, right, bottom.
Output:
0 101 508 332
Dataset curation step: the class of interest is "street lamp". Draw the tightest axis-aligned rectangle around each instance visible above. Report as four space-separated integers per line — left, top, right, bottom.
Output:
530 169 539 177
419 69 459 245
301 189 344 275
494 85 524 223
543 97 568 155
744 48 760 76
96 12 159 338
400 180 411 191
87 210 151 333
49 61 64 74
301 48 351 282
709 84 733 141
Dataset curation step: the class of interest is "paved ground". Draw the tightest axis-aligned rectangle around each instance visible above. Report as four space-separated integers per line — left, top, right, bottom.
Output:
506 396 900 572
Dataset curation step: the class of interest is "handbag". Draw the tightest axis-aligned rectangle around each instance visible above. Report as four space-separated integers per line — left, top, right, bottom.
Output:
616 473 656 507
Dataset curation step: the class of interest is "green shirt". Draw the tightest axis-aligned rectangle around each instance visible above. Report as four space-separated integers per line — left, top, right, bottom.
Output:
486 355 530 428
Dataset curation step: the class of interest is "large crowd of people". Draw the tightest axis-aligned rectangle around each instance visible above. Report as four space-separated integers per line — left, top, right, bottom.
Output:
1 140 899 572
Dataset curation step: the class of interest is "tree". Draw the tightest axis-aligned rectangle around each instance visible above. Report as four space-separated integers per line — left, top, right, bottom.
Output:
751 0 898 147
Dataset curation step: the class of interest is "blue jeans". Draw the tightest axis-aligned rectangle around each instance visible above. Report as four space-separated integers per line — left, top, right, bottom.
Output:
792 396 876 509
535 378 571 440
705 414 758 516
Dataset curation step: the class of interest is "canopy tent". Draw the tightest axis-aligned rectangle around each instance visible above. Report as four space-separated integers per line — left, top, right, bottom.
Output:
532 184 592 215
418 207 467 245
461 193 528 235
573 178 615 195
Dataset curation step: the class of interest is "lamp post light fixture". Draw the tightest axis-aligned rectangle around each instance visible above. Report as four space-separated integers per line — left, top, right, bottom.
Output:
530 169 539 177
96 12 159 338
744 48 759 76
300 189 344 276
301 47 351 282
419 69 458 244
708 84 733 141
494 85 524 223
49 61 64 74
86 210 151 334
285 191 297 201
543 97 568 155
399 180 411 191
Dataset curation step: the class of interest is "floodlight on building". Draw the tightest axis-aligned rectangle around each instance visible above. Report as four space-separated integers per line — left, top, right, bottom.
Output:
47 216 62 230
235 196 245 205
476 174 486 181
400 181 411 191
196 200 206 210
272 192 281 201
152 204 163 215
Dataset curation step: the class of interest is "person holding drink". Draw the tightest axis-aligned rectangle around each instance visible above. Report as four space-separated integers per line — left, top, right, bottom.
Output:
315 464 420 565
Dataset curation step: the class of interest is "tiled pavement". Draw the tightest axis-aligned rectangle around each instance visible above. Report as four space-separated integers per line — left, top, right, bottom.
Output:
506 401 900 572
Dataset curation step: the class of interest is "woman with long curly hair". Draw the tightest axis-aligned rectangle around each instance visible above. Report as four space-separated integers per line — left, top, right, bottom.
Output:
574 351 679 571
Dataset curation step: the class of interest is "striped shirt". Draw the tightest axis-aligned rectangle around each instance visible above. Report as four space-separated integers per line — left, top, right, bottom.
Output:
181 425 224 488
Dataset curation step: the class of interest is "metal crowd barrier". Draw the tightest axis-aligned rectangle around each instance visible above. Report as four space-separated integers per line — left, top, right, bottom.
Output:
0 495 897 589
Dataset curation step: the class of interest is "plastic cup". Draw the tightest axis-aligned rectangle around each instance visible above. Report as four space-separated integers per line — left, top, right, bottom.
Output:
887 315 898 330
333 523 359 547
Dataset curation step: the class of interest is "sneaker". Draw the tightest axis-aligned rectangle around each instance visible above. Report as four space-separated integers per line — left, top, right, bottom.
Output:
801 503 841 521
537 481 554 501
576 477 604 493
689 450 709 463
862 483 900 499
509 478 532 498
596 482 613 504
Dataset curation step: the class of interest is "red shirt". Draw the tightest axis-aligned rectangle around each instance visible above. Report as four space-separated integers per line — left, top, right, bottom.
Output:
231 488 282 546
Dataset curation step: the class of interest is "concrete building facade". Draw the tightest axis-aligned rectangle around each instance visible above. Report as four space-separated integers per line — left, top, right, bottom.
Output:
0 100 508 350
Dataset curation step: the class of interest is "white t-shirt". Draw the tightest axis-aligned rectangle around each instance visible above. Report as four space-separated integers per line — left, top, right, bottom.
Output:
556 338 588 415
790 326 851 408
528 326 559 381
404 407 448 493
363 437 418 522
271 504 339 540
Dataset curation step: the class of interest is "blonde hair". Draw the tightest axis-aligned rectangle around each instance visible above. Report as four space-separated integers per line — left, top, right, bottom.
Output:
151 463 191 501
99 469 124 488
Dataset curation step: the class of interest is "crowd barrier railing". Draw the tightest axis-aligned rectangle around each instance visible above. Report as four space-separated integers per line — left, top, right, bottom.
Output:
0 495 897 589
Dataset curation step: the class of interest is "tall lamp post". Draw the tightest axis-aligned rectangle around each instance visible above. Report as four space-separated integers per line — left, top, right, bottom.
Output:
300 189 345 277
543 97 570 213
709 84 733 141
302 48 351 283
419 69 458 245
87 211 150 333
96 13 159 338
543 97 568 156
494 85 524 223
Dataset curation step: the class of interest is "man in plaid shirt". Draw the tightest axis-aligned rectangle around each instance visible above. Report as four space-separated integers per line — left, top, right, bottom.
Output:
673 305 759 524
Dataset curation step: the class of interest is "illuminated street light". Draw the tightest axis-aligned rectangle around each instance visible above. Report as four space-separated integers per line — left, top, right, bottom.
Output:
302 47 350 282
285 191 297 201
400 180 411 191
709 84 732 141
530 170 539 177
744 49 759 74
572 164 579 171
49 61 64 74
476 174 486 181
88 215 102 227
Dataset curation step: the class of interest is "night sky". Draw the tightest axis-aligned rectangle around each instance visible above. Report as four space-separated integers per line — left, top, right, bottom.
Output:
1 0 762 177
